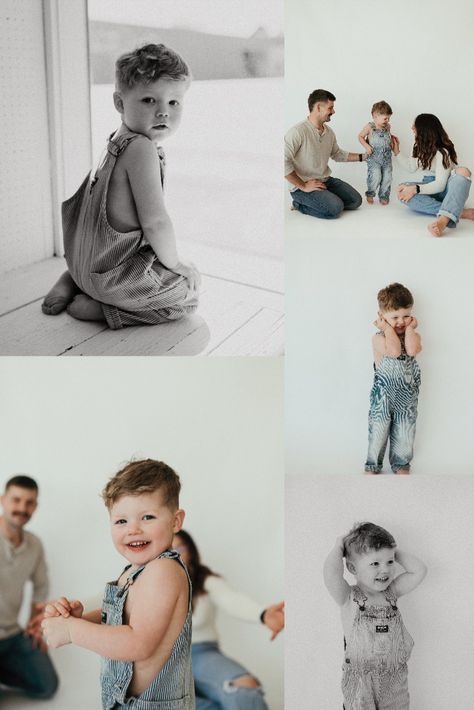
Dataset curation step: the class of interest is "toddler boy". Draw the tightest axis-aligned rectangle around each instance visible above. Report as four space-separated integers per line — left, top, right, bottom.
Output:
42 44 199 329
365 283 422 474
41 459 194 709
324 522 427 710
359 101 395 205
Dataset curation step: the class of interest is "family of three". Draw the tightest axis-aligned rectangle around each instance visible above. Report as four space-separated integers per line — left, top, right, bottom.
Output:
285 88 474 236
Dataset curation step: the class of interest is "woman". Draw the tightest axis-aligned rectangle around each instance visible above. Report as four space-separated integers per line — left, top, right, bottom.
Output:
173 530 284 710
394 113 473 236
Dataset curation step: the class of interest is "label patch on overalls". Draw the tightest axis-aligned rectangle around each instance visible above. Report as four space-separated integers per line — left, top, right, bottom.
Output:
376 624 389 632
101 611 107 624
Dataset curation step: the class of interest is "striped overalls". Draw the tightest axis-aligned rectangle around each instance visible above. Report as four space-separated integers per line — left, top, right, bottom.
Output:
62 129 198 329
365 336 421 473
342 585 413 710
366 123 392 202
100 550 195 709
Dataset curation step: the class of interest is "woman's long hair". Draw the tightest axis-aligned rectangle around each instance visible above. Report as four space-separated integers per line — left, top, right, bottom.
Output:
175 529 218 609
413 114 457 170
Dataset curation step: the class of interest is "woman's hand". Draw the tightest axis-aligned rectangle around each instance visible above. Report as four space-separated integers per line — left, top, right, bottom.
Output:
391 135 400 155
397 184 417 202
262 601 285 640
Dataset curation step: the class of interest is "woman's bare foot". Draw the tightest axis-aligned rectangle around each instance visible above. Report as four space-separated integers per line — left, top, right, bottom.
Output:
427 215 449 237
42 271 80 315
366 196 374 204
395 468 410 475
67 294 105 322
461 207 474 221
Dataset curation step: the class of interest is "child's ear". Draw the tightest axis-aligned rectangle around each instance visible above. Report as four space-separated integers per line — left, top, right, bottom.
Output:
346 559 356 575
173 508 185 534
113 91 124 114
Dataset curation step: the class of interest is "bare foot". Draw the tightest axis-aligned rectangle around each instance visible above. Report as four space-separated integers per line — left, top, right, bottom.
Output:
42 271 80 315
395 468 410 475
364 469 380 475
366 196 374 204
380 199 389 206
427 215 449 237
461 207 474 221
67 294 105 322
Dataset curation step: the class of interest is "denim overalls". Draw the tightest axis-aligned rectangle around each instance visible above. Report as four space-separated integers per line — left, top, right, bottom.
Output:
100 549 194 709
365 336 421 473
342 585 413 710
366 123 392 202
62 129 198 329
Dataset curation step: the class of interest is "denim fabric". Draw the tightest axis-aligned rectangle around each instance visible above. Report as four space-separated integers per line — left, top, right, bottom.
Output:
365 349 421 474
0 633 58 699
192 642 268 710
292 177 362 219
401 172 471 226
366 126 392 201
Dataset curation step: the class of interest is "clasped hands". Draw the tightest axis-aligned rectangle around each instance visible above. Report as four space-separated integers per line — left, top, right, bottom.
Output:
40 597 84 649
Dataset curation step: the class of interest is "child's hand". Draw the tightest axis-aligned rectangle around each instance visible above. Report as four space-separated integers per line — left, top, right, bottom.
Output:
406 316 418 330
373 315 389 332
176 260 201 294
41 616 72 649
365 146 373 156
44 597 84 619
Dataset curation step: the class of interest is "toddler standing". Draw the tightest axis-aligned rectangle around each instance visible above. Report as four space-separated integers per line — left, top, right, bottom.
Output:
365 283 422 474
324 522 427 710
359 101 394 205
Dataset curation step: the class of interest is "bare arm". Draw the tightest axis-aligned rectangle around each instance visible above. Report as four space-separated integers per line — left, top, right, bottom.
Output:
358 123 373 154
372 318 402 358
323 537 351 606
42 559 184 662
392 549 427 597
404 317 422 356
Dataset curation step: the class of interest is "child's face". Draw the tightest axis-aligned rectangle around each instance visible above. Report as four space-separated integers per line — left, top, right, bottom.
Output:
380 307 413 335
347 547 396 594
372 112 391 129
110 490 184 567
114 77 189 144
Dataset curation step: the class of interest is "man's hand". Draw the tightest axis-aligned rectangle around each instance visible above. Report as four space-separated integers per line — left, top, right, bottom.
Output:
397 184 417 202
44 597 84 619
262 601 285 640
41 616 72 649
302 179 327 192
25 603 49 652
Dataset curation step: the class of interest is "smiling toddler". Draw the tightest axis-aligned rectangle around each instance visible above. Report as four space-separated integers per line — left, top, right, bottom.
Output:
324 522 427 710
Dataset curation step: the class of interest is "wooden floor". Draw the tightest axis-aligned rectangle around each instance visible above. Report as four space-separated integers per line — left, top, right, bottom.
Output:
0 257 284 356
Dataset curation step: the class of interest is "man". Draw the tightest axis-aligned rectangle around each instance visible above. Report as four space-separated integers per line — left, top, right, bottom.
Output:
285 89 364 219
0 475 58 700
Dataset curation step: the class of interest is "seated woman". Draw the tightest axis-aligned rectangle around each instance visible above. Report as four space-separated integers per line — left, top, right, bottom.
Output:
173 530 284 710
394 113 474 236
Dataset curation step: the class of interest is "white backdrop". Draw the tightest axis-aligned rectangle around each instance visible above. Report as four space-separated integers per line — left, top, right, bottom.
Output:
285 0 474 188
286 236 474 476
286 475 474 710
0 357 284 709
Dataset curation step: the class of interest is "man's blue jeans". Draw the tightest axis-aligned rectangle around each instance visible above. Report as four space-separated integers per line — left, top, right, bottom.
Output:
0 633 58 699
291 177 362 219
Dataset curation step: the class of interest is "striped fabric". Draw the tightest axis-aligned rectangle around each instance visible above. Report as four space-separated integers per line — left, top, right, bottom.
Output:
365 336 421 473
342 585 413 710
61 130 198 329
100 549 195 709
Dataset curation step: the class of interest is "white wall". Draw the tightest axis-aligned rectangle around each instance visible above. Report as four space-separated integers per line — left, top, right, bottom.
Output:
286 236 474 476
285 0 474 187
286 475 474 710
0 357 284 709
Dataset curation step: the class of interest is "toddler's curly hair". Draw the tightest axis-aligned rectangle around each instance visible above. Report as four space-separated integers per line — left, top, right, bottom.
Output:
343 522 396 559
377 283 414 312
115 43 190 91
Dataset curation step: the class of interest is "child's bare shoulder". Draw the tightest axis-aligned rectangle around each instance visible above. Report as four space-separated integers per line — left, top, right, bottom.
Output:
121 135 160 170
141 556 186 589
